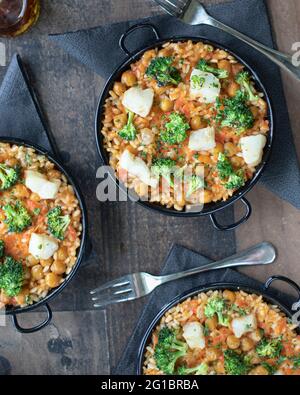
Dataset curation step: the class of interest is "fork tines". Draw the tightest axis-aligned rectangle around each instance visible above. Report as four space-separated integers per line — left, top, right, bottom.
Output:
154 0 189 17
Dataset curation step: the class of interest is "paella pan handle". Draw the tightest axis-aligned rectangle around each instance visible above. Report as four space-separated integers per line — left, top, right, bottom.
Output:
264 276 300 320
12 303 52 334
209 197 252 231
119 23 160 56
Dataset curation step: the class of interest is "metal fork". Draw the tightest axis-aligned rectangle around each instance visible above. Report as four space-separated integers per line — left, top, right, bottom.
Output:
154 0 300 81
90 242 276 308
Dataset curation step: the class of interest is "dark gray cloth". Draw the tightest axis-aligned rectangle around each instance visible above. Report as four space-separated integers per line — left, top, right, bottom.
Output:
0 54 58 156
49 0 300 210
113 243 297 375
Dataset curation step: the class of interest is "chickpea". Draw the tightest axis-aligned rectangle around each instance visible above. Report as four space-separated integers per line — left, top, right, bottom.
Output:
45 273 61 288
206 348 220 362
249 329 263 343
213 142 224 157
51 260 66 275
121 70 137 87
215 360 225 374
113 113 127 129
224 142 238 157
160 98 173 112
30 192 41 202
223 290 236 303
47 170 61 179
40 258 53 268
205 316 218 331
5 158 18 167
227 81 240 97
226 335 240 350
218 59 232 75
202 190 213 204
190 115 206 130
13 184 30 199
31 265 44 280
113 82 126 96
241 337 255 352
248 365 269 375
198 155 213 165
27 255 39 267
231 155 244 168
57 246 68 261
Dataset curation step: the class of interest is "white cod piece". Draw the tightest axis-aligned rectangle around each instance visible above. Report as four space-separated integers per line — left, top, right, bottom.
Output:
122 86 154 117
119 150 158 188
188 126 216 151
231 314 257 338
29 233 59 260
240 134 267 167
25 170 61 200
190 68 220 104
182 321 206 350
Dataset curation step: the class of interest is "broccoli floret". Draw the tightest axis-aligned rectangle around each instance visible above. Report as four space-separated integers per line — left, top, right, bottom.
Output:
3 201 32 233
154 327 188 374
0 163 20 191
186 175 206 197
152 158 176 187
47 206 70 241
236 71 259 102
196 59 229 79
160 112 190 145
256 338 283 359
178 362 208 375
224 350 250 375
118 111 137 141
216 91 254 133
0 256 24 297
204 296 229 326
146 57 181 86
217 153 234 180
225 170 245 190
292 356 300 368
0 240 4 259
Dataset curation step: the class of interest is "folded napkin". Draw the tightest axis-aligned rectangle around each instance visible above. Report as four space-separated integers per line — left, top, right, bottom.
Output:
49 0 300 210
0 55 92 262
113 244 296 375
0 54 58 156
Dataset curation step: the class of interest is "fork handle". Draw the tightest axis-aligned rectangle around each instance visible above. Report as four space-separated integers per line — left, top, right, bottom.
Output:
158 242 276 285
206 16 300 81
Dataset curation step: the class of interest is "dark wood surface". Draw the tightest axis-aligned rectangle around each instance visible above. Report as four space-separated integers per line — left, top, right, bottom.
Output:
0 0 299 374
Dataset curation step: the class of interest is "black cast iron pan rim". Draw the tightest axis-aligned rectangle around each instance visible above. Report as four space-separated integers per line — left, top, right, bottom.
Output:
136 275 300 375
0 137 88 318
95 27 274 227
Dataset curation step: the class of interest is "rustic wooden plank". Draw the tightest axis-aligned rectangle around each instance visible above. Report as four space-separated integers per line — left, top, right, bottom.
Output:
0 0 299 373
0 310 110 374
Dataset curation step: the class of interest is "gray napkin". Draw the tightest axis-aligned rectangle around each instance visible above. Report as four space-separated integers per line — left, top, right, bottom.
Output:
49 0 300 210
113 244 296 375
0 54 58 156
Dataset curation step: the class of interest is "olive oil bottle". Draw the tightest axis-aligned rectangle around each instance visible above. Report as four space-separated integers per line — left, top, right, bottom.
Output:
0 0 40 37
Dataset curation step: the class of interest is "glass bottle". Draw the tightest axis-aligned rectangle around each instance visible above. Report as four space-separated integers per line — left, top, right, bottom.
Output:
0 0 40 37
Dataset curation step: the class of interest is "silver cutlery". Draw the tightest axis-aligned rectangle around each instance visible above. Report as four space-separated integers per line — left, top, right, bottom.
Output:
90 241 276 308
154 0 300 81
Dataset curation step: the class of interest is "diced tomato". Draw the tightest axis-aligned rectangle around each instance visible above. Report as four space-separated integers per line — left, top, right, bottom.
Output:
25 199 41 212
67 225 77 241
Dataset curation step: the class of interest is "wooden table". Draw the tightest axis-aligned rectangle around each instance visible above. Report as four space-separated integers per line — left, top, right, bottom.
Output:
0 0 299 374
